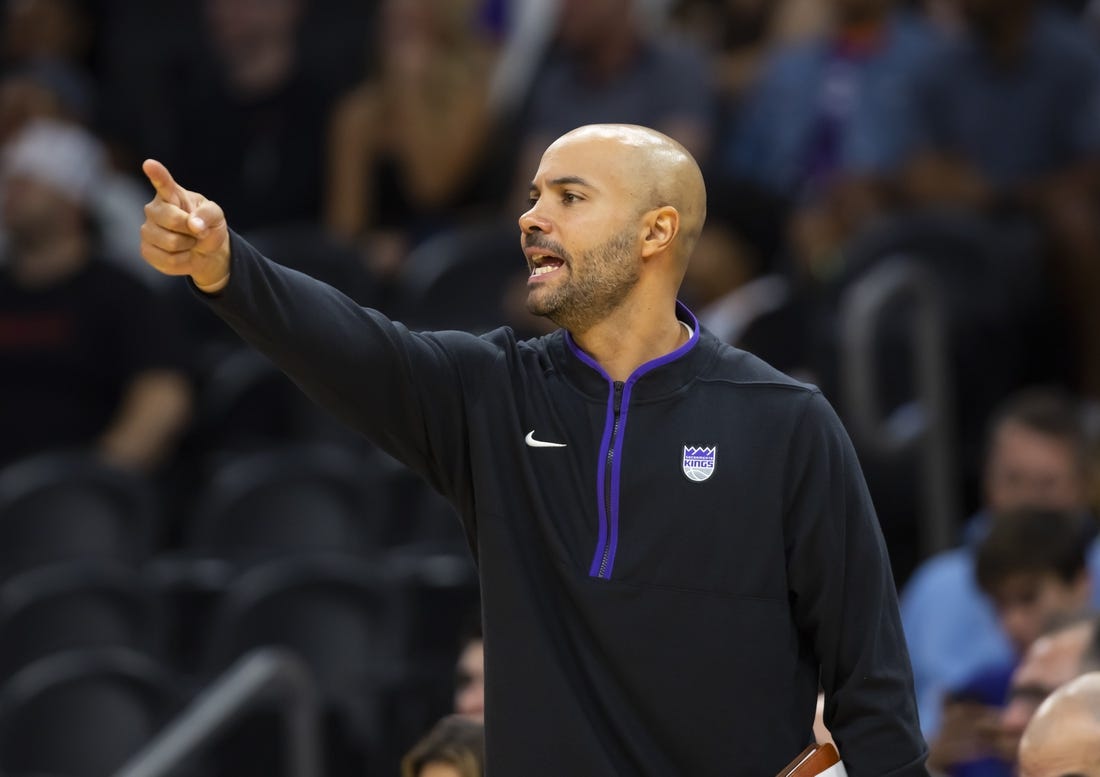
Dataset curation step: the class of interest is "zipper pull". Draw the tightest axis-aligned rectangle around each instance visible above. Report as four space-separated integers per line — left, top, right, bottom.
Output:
612 381 625 414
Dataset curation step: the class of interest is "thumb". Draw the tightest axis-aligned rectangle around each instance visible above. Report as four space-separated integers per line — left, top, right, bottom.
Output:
188 198 229 255
142 158 191 209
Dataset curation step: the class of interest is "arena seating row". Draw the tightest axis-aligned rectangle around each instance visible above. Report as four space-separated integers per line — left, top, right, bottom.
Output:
0 446 478 777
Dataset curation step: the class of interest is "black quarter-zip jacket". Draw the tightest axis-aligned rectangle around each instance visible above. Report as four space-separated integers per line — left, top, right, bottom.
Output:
201 233 929 777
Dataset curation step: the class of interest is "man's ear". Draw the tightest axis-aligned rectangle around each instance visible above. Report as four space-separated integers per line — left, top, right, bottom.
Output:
640 206 680 259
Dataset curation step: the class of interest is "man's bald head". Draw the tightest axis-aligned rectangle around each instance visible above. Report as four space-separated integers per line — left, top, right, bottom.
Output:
546 124 707 267
1019 672 1100 777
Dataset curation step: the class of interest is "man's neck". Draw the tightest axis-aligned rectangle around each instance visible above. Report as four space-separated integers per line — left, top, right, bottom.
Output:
9 233 89 288
569 300 690 383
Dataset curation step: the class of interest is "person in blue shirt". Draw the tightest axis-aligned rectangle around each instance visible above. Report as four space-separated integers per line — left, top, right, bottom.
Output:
901 389 1095 740
926 508 1094 776
901 0 1100 396
727 0 936 202
723 0 939 280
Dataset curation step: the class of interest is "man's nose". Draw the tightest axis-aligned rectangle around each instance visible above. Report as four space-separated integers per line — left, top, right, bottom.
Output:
519 205 550 234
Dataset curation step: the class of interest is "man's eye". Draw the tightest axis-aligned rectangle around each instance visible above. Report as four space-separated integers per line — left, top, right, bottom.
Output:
527 196 539 207
563 192 579 204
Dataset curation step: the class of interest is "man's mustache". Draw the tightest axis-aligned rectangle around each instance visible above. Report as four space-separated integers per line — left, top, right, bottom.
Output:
523 235 569 260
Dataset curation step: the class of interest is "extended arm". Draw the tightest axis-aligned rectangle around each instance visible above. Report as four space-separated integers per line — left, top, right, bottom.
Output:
138 160 495 500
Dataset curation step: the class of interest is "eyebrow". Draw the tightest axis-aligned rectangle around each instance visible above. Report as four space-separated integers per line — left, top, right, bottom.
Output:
529 176 596 191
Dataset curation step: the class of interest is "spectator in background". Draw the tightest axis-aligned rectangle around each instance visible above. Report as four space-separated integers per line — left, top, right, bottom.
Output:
1 0 94 78
901 0 1100 395
324 0 497 279
1018 670 1100 777
976 510 1094 663
0 119 191 471
724 0 936 280
513 0 715 194
905 0 1100 201
927 509 1094 776
922 616 1098 775
727 0 932 200
401 715 484 777
454 617 484 720
159 0 339 232
670 0 829 120
0 58 93 148
902 388 1094 739
0 64 165 282
928 616 1100 774
1000 619 1100 773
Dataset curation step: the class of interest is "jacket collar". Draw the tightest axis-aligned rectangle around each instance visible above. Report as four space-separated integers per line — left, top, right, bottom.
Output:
548 301 712 401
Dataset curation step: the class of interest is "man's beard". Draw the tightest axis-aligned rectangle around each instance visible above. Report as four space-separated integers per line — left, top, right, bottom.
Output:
526 226 639 333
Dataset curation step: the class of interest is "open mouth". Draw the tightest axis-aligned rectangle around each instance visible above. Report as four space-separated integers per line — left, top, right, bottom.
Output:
530 255 565 277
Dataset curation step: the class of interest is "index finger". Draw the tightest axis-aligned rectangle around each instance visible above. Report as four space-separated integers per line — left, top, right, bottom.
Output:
142 158 190 209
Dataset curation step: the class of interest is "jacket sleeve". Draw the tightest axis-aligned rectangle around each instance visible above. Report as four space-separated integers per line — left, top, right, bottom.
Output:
194 231 498 508
782 390 930 777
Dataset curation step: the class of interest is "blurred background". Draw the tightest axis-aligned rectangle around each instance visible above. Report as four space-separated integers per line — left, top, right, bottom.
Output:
2 0 1100 774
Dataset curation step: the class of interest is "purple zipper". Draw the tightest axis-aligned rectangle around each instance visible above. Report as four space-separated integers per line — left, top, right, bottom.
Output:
566 303 700 580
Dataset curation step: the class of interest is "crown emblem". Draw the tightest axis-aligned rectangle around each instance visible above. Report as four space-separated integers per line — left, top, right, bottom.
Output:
682 445 717 482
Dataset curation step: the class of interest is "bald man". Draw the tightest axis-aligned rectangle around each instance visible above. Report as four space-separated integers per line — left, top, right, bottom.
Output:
1019 672 1100 777
999 619 1099 765
139 124 927 776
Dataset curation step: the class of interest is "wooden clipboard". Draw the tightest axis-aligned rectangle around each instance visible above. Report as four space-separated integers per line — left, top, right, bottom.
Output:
775 743 848 777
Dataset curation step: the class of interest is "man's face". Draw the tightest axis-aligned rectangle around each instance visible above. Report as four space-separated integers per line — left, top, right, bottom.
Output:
985 421 1085 514
988 572 1089 653
454 639 484 719
519 135 643 332
999 622 1093 760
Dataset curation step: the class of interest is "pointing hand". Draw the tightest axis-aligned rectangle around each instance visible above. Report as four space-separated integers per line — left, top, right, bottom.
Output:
140 159 231 292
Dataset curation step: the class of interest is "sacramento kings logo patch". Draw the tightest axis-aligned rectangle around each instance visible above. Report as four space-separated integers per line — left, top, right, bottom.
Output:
682 445 717 482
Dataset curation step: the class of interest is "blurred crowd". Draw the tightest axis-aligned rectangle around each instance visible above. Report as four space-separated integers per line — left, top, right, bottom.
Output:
3 0 1100 774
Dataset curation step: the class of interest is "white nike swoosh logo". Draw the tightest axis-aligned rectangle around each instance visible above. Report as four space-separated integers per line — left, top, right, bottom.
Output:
525 430 567 448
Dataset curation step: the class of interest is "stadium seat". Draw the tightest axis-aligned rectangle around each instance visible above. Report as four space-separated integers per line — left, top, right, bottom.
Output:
200 555 406 776
393 219 521 332
0 562 163 682
0 453 158 578
0 648 178 777
383 541 479 664
186 444 385 563
201 554 404 695
189 347 366 455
